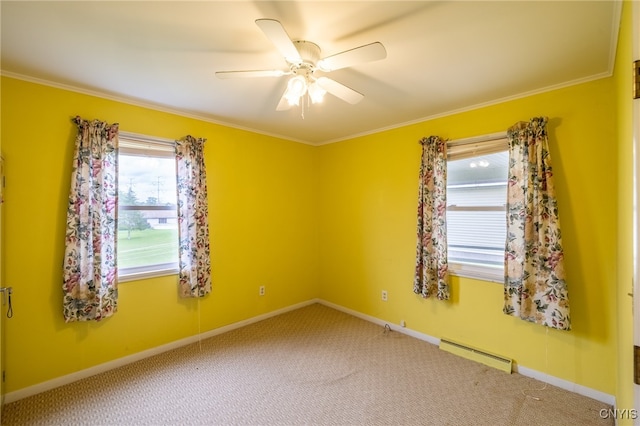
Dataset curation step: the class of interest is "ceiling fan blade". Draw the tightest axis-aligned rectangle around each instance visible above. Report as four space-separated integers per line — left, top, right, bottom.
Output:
316 77 364 104
317 42 387 72
255 19 302 64
215 70 289 79
276 93 293 111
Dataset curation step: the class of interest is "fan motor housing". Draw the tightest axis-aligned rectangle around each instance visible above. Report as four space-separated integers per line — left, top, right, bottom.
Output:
293 41 321 66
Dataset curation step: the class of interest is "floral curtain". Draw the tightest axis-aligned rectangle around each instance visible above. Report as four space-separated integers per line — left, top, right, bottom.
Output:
62 117 119 322
176 135 211 297
504 117 571 330
414 136 449 300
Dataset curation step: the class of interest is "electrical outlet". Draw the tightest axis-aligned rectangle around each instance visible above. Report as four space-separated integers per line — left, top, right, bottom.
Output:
259 286 265 296
400 319 406 328
381 290 388 301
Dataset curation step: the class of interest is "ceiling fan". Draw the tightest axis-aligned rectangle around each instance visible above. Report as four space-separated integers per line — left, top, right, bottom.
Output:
216 19 387 112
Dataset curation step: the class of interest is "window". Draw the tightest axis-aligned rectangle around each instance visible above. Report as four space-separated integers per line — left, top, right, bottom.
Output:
118 133 179 281
446 135 509 282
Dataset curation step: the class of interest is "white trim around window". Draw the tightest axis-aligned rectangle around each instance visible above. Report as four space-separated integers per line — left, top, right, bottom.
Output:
118 264 180 283
117 132 180 281
446 131 508 285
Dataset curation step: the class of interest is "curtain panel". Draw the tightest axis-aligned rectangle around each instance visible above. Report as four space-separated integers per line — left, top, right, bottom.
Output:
503 117 571 330
176 135 212 297
62 117 119 322
414 136 450 300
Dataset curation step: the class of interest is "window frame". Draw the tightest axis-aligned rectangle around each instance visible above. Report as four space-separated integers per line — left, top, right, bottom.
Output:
117 131 179 282
446 132 508 284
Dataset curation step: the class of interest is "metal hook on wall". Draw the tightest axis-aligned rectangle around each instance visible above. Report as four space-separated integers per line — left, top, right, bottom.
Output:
0 287 13 318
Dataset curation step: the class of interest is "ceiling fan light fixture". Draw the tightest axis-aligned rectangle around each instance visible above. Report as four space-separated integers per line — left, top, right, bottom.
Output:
285 94 301 106
308 81 326 104
288 75 307 96
285 75 307 105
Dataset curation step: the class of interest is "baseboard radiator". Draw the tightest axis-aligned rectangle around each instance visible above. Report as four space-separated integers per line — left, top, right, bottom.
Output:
439 338 512 374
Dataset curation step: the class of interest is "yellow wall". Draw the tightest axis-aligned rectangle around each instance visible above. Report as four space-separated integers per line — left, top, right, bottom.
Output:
318 78 618 394
615 0 635 416
0 71 4 404
0 77 319 393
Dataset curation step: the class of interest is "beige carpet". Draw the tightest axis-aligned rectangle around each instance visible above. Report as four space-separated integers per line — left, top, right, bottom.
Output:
2 303 613 425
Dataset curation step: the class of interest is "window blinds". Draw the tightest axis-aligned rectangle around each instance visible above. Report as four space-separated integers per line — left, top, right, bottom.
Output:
447 133 508 161
119 132 175 158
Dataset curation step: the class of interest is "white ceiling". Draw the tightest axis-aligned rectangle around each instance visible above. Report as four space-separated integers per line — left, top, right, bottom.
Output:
1 1 620 145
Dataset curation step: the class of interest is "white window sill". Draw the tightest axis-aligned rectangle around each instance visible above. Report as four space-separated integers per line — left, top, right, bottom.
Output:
118 267 179 283
449 262 503 284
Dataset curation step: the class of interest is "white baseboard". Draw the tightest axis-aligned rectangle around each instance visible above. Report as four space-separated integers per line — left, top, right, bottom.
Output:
4 298 616 408
515 365 616 406
4 299 318 404
317 299 616 407
317 299 441 346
